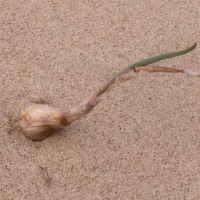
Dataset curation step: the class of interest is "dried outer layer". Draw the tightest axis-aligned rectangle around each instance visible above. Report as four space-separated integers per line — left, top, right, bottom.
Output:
135 66 200 76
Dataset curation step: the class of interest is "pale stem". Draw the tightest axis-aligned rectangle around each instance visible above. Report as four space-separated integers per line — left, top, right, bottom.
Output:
63 65 200 123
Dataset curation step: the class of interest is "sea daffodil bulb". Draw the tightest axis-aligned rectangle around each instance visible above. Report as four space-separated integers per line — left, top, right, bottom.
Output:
19 43 198 140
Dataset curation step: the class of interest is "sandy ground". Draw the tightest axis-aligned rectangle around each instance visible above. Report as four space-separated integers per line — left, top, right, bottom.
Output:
0 0 200 199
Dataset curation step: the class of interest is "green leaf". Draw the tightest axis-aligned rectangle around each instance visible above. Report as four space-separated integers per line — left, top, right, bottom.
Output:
127 43 197 68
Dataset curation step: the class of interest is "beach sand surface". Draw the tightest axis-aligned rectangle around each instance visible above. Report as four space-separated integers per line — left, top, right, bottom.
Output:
0 0 200 199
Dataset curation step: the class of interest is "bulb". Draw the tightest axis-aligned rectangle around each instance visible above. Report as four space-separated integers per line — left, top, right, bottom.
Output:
19 43 198 140
19 105 70 140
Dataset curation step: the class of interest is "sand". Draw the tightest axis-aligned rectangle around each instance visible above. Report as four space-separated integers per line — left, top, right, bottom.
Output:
0 0 200 199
